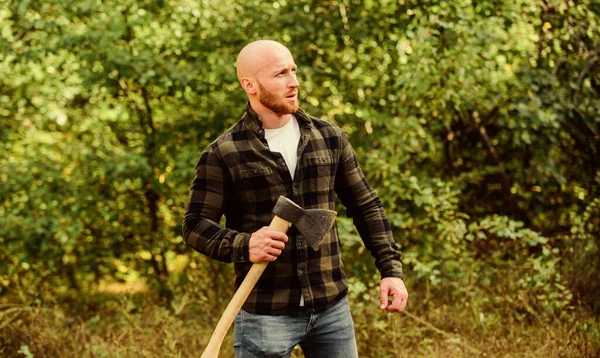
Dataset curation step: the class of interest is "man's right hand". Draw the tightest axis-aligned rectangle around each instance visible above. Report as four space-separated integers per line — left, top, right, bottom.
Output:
249 227 288 262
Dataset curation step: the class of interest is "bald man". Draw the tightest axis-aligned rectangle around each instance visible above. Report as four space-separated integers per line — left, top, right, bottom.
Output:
183 40 407 357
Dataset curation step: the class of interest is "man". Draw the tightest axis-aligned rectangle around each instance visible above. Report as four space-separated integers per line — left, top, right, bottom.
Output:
182 40 408 357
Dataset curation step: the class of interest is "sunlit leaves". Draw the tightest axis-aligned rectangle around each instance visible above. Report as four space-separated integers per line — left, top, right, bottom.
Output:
0 0 598 319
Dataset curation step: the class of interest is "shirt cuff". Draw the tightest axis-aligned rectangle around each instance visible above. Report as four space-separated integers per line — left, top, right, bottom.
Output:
232 232 252 262
379 260 404 280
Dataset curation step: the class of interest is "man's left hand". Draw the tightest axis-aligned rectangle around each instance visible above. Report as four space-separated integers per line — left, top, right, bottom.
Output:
379 277 408 312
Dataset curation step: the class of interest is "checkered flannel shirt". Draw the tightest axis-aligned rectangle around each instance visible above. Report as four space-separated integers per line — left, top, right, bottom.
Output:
182 104 404 315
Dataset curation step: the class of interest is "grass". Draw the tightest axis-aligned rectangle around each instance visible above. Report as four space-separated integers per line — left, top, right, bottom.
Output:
1 281 598 358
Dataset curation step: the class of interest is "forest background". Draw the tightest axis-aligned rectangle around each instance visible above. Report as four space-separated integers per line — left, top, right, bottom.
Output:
1 0 599 357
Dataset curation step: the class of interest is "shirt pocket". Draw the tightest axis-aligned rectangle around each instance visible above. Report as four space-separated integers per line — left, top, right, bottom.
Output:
236 166 282 204
240 167 272 179
305 155 335 194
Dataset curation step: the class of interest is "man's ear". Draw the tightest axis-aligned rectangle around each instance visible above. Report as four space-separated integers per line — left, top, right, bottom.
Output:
240 77 257 95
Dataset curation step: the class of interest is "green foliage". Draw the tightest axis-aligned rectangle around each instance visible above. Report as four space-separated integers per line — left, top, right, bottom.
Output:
17 345 33 358
1 0 599 355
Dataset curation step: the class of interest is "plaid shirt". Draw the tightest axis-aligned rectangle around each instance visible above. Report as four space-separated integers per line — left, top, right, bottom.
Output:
182 104 403 315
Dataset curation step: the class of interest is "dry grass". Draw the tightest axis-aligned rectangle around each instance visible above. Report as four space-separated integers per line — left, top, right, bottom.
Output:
0 286 598 358
352 302 599 358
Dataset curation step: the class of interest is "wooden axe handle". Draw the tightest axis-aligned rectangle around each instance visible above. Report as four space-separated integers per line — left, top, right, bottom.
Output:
201 215 291 358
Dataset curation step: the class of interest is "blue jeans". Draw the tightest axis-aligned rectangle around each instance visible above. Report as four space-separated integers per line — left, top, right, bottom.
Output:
233 296 359 358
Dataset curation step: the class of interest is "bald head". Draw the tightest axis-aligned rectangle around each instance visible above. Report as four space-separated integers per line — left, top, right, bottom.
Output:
235 40 299 121
236 40 293 82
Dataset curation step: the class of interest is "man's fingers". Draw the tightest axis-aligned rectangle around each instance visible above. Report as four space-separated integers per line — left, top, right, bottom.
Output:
378 277 408 313
254 246 283 262
264 254 278 262
257 252 279 262
265 230 288 243
249 227 290 262
256 227 289 242
385 293 408 312
399 296 407 311
270 240 286 251
269 247 282 256
386 296 402 312
379 286 390 309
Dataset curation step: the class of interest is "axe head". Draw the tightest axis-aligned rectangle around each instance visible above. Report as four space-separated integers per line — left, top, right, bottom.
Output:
272 196 337 251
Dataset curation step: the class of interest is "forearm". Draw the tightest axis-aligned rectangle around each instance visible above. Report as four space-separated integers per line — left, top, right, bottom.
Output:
346 190 404 279
182 213 250 263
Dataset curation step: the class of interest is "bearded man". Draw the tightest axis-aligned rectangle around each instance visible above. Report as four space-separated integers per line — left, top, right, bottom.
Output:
182 40 408 357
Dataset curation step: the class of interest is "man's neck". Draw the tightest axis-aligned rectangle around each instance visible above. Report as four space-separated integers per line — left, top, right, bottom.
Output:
249 100 292 129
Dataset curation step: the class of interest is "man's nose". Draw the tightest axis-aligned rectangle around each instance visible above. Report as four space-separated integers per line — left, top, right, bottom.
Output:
288 75 299 88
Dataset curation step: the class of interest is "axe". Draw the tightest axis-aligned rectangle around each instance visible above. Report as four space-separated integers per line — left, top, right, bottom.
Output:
201 196 337 358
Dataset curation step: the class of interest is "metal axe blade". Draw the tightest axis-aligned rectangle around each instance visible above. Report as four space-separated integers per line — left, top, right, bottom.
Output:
272 196 337 251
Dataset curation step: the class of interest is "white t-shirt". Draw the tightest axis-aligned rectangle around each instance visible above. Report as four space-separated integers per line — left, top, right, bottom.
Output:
264 115 301 179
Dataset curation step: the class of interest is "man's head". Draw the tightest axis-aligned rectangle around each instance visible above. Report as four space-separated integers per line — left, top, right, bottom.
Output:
236 40 299 117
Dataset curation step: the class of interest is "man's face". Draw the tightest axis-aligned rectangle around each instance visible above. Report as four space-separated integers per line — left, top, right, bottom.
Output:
255 51 299 115
257 79 298 115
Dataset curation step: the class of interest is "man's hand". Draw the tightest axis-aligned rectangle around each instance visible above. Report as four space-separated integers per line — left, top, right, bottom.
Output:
249 227 288 263
379 277 408 312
